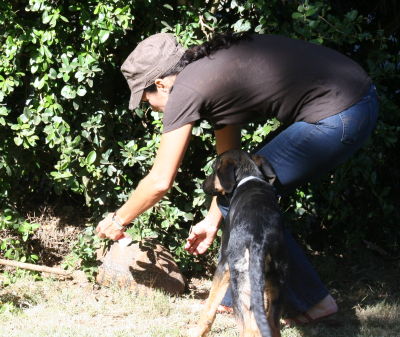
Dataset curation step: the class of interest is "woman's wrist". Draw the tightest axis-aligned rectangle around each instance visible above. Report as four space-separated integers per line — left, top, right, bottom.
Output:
111 212 127 230
205 201 223 228
113 203 137 227
204 213 222 229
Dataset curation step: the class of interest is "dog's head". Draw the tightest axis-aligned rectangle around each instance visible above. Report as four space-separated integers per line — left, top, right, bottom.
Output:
202 149 277 196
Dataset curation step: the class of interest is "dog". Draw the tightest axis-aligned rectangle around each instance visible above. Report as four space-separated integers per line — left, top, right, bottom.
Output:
190 149 287 337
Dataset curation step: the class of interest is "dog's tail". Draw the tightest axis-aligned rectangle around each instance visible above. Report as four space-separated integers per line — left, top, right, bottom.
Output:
249 243 273 337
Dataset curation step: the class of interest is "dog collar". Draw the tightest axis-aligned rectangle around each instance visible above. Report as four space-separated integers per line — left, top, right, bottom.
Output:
237 176 265 187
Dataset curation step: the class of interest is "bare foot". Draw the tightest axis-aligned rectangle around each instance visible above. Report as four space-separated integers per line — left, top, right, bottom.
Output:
284 295 338 326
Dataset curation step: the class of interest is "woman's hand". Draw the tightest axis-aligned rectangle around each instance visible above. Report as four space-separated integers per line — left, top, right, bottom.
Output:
185 218 219 255
95 213 126 241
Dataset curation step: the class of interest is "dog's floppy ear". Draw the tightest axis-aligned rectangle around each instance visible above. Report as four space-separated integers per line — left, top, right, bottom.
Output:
252 155 276 185
216 158 236 194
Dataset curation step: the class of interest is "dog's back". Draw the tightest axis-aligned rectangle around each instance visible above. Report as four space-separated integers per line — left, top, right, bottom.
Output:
226 179 286 337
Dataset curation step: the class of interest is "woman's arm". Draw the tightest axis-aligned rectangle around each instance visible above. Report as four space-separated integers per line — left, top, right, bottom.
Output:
96 123 194 240
214 124 241 154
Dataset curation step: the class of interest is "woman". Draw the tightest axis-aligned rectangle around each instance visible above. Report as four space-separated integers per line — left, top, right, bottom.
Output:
96 32 378 324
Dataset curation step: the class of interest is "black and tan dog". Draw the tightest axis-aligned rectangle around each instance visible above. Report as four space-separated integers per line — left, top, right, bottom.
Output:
190 149 287 337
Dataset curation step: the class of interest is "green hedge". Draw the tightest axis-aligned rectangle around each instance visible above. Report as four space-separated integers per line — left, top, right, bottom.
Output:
1 1 399 273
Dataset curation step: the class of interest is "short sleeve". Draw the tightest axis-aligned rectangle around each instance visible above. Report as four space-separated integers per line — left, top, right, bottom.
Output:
162 84 204 133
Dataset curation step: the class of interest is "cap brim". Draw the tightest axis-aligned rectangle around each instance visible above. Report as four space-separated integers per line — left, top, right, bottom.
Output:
129 90 143 110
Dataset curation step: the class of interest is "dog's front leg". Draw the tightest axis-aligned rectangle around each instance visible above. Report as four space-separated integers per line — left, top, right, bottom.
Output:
265 279 283 337
189 262 230 337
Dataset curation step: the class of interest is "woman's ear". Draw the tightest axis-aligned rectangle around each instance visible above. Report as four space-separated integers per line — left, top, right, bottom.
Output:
216 158 236 194
155 76 176 92
154 78 168 92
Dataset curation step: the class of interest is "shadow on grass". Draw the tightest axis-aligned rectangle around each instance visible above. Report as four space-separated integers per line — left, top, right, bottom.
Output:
0 292 37 312
297 249 400 337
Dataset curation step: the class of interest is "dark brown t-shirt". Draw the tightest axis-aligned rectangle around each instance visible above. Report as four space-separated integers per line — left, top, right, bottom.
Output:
163 34 371 133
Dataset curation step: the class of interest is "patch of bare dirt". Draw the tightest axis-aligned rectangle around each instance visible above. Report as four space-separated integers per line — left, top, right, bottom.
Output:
26 203 89 266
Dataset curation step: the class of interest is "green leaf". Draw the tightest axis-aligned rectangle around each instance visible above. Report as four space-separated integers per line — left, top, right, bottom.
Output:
14 137 23 146
99 30 110 43
61 54 69 65
31 64 39 74
346 10 358 21
60 15 69 23
305 6 318 17
61 85 76 99
292 12 304 20
42 11 51 24
30 254 39 261
86 151 97 165
232 19 251 32
75 71 85 82
42 45 52 59
18 114 29 123
161 21 173 30
107 165 116 176
48 68 58 79
77 86 87 96
310 37 324 44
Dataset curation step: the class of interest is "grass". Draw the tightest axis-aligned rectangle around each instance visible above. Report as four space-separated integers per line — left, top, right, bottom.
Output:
0 276 234 337
1 239 399 337
1 266 399 337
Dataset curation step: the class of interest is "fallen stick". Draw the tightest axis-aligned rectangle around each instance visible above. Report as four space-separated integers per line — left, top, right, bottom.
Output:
0 258 74 278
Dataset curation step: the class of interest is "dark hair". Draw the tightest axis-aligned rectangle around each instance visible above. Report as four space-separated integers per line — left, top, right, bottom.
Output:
144 32 251 93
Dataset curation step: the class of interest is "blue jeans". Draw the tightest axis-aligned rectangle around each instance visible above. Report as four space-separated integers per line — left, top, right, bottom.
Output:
219 85 379 315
